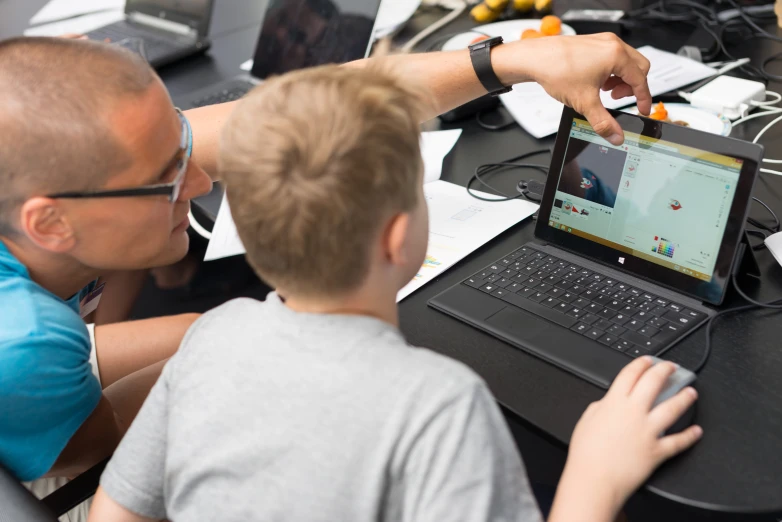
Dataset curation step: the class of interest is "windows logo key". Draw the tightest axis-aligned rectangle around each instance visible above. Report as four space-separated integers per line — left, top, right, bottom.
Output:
652 236 675 258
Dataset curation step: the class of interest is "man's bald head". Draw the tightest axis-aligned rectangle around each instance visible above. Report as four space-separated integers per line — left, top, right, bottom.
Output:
0 37 157 235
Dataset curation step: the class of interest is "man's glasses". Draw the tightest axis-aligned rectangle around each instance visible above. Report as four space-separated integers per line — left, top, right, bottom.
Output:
47 109 192 203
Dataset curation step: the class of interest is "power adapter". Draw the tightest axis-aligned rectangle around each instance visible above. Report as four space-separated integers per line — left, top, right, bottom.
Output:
686 76 767 120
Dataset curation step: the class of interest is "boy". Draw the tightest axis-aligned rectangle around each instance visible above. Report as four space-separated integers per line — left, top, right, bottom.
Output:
89 62 702 522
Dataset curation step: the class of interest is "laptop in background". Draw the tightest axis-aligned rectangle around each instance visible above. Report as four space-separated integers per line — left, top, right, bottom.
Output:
87 0 214 69
429 107 763 389
176 0 382 110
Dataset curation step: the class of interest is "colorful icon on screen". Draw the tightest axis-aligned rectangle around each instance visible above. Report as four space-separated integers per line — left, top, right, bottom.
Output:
656 237 675 258
669 199 683 211
580 178 593 189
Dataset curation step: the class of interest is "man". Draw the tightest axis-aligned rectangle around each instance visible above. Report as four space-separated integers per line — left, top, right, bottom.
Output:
0 31 650 514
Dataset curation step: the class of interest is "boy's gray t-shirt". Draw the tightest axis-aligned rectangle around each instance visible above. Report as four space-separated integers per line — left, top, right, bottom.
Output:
100 295 543 522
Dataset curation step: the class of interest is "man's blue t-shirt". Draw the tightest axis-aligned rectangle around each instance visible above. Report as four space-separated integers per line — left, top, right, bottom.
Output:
0 241 102 481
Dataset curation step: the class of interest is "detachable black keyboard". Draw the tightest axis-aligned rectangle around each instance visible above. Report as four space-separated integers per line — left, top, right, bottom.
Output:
188 83 254 108
462 245 706 357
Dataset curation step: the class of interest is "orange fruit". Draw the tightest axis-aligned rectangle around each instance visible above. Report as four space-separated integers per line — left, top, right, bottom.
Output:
470 35 491 45
540 15 562 36
521 29 543 39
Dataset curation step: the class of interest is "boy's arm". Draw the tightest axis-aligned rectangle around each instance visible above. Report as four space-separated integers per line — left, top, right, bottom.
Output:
185 34 651 178
547 357 703 522
89 487 160 522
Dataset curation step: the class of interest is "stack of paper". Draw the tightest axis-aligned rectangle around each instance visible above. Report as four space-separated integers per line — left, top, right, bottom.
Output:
500 46 717 139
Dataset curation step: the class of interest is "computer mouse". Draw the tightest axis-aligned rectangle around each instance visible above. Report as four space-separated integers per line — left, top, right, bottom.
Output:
648 356 697 435
765 231 782 268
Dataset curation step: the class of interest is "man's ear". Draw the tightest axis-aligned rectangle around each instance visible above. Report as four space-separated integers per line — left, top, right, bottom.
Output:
383 212 411 267
18 197 77 253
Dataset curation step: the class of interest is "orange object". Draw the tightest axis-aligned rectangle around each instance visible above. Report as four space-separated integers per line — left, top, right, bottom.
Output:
521 29 543 39
540 15 562 36
470 35 491 45
650 101 668 121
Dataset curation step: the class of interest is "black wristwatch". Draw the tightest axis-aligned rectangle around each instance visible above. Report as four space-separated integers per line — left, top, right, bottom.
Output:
468 36 511 96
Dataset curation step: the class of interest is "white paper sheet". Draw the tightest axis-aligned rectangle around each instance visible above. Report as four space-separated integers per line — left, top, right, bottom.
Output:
24 10 124 37
203 129 462 261
500 46 717 139
396 180 538 302
30 0 124 25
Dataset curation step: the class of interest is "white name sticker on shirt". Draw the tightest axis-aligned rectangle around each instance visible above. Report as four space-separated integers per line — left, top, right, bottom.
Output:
79 283 105 318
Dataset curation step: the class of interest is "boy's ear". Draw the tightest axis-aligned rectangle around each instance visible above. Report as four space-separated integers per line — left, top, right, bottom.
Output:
383 212 411 267
18 197 77 253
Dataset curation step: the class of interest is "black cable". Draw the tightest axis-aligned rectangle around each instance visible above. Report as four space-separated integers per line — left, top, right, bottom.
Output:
732 273 782 309
466 150 550 202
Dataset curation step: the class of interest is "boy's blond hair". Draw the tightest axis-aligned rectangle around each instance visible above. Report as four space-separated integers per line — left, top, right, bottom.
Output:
219 61 431 298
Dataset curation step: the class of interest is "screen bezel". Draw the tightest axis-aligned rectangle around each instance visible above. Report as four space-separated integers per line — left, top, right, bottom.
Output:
535 106 763 305
250 0 381 80
126 0 215 36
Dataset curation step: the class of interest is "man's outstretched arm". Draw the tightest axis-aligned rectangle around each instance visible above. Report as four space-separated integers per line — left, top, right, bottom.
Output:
185 33 651 177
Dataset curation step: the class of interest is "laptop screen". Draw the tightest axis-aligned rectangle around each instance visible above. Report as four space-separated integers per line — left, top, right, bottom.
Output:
251 0 381 79
550 118 742 282
536 107 762 305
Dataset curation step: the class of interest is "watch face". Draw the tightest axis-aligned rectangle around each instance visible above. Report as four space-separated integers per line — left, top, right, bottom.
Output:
469 35 503 50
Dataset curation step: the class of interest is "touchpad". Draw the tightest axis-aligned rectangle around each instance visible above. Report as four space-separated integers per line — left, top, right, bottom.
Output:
485 307 548 339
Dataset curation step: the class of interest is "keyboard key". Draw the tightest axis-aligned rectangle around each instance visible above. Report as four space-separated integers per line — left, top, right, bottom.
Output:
607 323 626 335
574 298 590 308
668 303 684 313
598 333 619 346
567 264 580 272
506 282 524 293
637 325 660 337
627 287 642 297
518 266 537 277
662 310 695 327
594 295 612 306
517 286 537 298
625 318 643 331
627 346 653 358
538 264 554 273
542 275 561 285
603 278 618 286
571 322 590 334
681 308 705 320
613 291 630 302
594 318 613 331
536 283 553 293
599 287 617 297
542 296 561 308
619 305 636 316
499 257 513 265
578 269 592 278
610 312 632 325
559 292 578 304
606 299 625 311
621 330 661 350
590 274 605 282
494 277 512 288
615 283 630 292
638 301 655 313
581 289 599 300
500 269 517 279
598 308 617 320
563 272 580 282
491 288 509 298
480 283 498 293
488 264 503 273
464 276 485 288
613 340 633 352
651 305 669 317
569 284 587 294
587 282 605 291
653 323 685 344
522 277 541 288
641 293 657 301
547 287 566 298
554 302 573 314
477 270 493 280
529 292 548 303
566 308 585 319
625 296 644 307
646 316 668 329
556 279 573 289
585 327 605 340
486 274 501 283
585 303 603 314
633 310 652 321
580 313 599 325
654 298 670 307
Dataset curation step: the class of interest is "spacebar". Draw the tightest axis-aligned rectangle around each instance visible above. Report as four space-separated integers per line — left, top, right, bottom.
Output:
500 292 578 328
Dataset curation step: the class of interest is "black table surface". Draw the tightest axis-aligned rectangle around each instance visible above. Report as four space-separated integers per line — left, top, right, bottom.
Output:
3 0 782 517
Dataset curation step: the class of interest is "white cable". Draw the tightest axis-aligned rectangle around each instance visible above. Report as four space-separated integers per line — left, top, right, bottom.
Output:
753 114 782 144
760 168 782 176
732 108 782 128
751 91 782 107
401 0 468 53
188 209 212 240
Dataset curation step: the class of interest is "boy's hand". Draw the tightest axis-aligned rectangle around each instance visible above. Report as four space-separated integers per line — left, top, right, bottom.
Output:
564 357 703 510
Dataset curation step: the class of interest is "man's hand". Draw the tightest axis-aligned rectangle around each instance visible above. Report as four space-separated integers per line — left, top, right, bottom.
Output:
554 357 702 520
495 33 652 146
